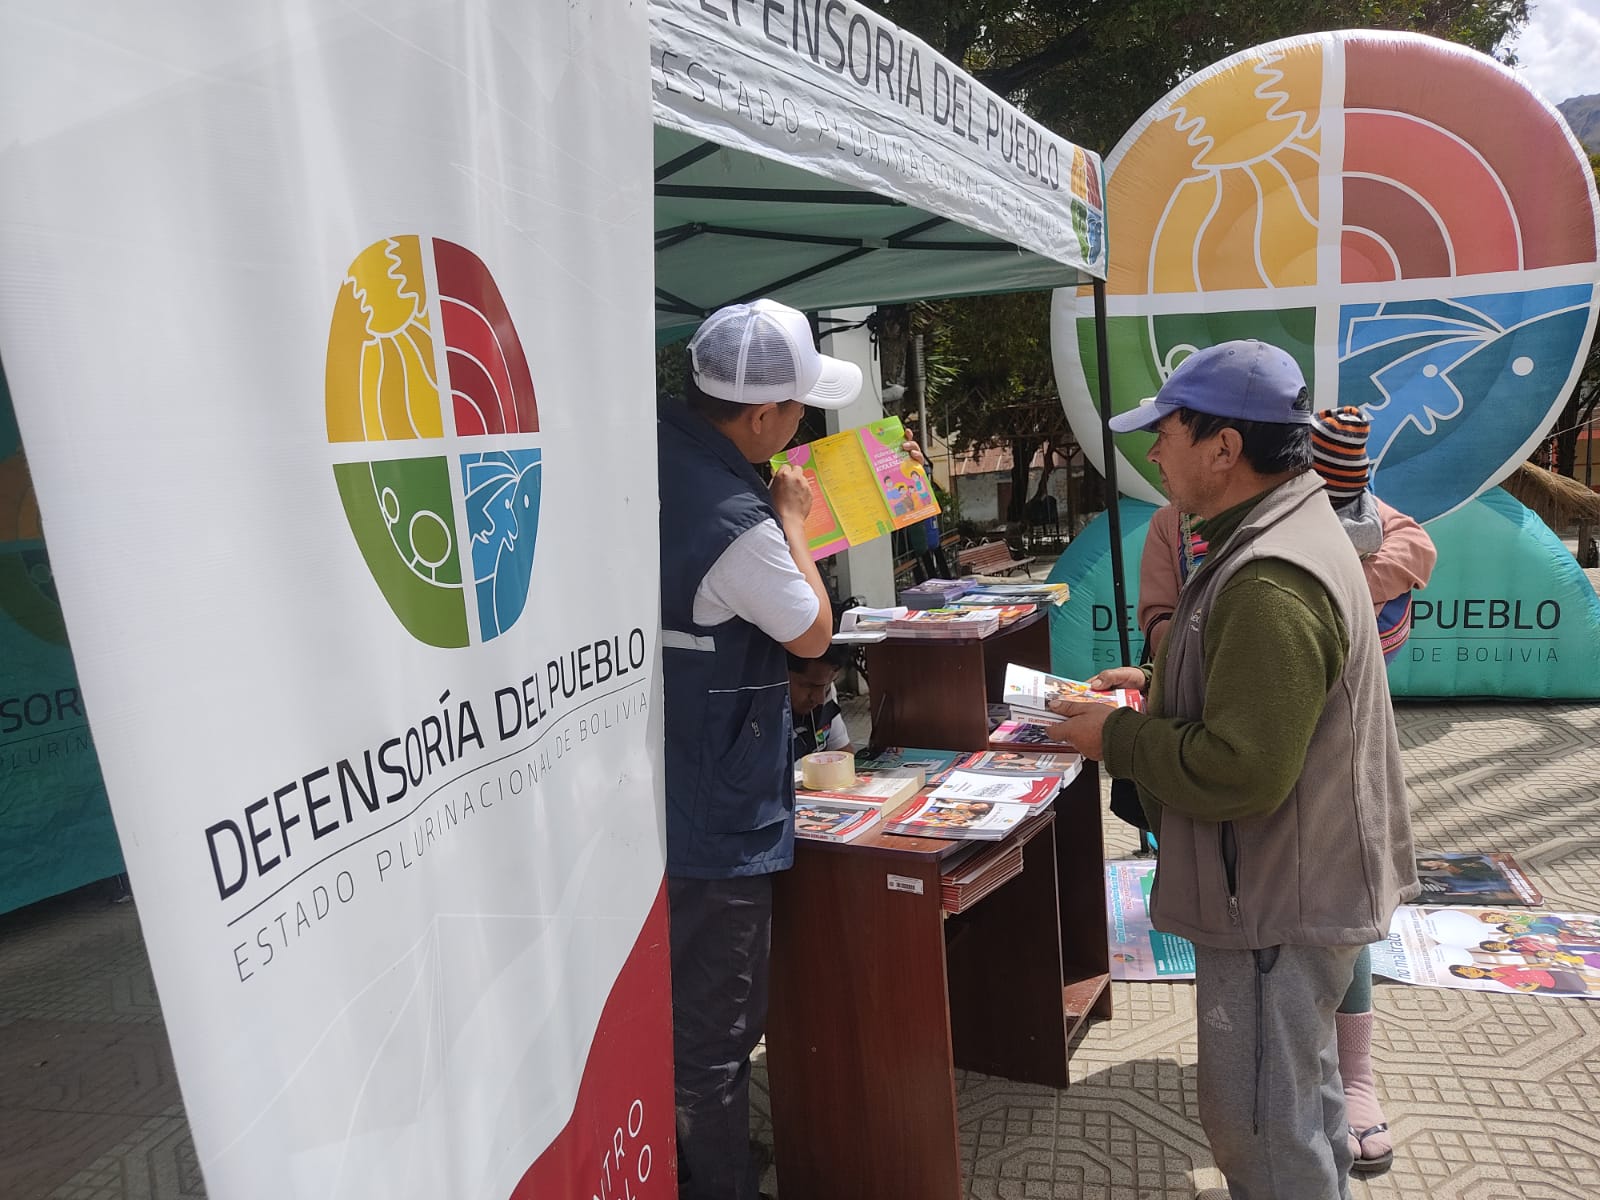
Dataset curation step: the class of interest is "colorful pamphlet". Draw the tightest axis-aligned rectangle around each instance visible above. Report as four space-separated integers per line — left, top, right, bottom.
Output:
1414 852 1543 906
1106 859 1196 981
900 578 973 608
854 747 964 779
1002 663 1142 723
886 607 1000 639
801 767 925 810
987 720 1072 748
794 798 882 843
955 749 1084 782
1371 906 1600 998
954 582 1070 607
771 416 939 560
928 769 1061 808
977 603 1037 628
887 796 1031 841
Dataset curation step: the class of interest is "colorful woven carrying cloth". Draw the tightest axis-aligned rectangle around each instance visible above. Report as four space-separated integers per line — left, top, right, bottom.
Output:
1311 407 1371 500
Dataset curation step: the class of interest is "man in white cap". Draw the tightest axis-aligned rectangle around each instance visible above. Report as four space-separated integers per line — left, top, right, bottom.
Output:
1049 340 1418 1200
658 298 861 1200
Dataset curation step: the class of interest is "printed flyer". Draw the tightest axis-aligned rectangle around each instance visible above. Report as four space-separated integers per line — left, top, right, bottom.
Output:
1105 859 1196 981
1371 906 1600 997
772 416 938 559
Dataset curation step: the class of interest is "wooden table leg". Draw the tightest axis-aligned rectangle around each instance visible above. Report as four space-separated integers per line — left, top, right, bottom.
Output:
1058 762 1113 1024
767 849 963 1200
946 817 1070 1086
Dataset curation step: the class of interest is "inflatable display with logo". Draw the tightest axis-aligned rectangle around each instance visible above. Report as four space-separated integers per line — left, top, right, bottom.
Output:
1051 31 1600 698
0 365 122 911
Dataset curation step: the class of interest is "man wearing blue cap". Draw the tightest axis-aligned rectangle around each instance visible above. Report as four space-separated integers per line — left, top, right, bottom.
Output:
1049 341 1419 1200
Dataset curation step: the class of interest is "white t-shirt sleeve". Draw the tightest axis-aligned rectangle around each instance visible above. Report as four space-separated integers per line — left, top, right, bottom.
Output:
693 518 821 644
824 713 851 751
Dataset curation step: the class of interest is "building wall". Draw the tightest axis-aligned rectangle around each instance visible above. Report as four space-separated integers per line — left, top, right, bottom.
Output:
952 467 1082 528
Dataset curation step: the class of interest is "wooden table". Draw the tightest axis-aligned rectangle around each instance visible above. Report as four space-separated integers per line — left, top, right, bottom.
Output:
766 613 1111 1199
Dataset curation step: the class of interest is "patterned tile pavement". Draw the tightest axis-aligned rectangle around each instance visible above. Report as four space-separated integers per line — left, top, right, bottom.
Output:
4 702 1599 1198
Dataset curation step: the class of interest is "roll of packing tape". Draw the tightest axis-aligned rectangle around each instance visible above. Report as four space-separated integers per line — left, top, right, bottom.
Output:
799 750 856 790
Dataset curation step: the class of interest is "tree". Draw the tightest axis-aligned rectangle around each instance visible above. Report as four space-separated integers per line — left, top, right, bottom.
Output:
874 0 1528 155
870 0 1532 517
918 291 1074 525
1548 153 1600 484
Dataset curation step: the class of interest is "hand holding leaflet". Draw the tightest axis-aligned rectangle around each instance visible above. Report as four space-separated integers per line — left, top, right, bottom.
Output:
771 416 940 559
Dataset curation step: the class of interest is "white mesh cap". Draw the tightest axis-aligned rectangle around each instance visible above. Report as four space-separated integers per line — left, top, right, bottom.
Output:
687 299 862 410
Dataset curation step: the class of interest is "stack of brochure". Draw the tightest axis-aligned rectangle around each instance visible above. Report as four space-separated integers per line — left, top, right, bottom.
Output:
1002 663 1141 724
927 769 1063 807
955 749 1084 787
799 767 926 810
853 747 962 781
834 605 907 643
885 607 1000 639
794 798 882 843
953 582 1070 607
940 840 1026 913
988 720 1074 749
899 578 974 609
971 603 1037 628
887 795 1031 841
887 769 1060 841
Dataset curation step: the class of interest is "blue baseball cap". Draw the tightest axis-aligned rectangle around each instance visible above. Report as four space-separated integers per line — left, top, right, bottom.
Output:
1108 340 1311 433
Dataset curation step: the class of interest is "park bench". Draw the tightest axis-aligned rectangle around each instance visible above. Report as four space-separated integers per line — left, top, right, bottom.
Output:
957 540 1034 578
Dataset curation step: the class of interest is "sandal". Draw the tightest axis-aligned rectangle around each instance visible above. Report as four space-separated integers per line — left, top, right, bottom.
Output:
1349 1123 1393 1176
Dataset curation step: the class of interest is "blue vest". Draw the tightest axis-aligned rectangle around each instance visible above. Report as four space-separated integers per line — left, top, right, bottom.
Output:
658 399 796 878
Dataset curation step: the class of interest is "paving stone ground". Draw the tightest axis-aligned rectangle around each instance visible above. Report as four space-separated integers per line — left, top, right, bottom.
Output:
4 700 1598 1198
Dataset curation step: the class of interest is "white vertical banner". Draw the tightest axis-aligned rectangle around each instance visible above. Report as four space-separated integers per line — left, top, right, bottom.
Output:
0 4 673 1199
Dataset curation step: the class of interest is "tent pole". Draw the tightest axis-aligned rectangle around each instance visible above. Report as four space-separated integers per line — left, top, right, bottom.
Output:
1093 279 1132 667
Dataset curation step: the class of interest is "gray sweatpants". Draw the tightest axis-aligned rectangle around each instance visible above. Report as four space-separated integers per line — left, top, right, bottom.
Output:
1195 942 1363 1200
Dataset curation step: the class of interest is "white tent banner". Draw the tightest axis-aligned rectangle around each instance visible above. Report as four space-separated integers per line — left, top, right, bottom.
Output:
650 0 1107 277
0 4 671 1199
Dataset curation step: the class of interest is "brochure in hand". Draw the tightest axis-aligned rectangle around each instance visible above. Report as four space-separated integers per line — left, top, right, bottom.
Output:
1002 663 1142 723
771 415 939 560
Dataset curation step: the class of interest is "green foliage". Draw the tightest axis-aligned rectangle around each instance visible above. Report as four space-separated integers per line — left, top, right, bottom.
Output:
873 0 1532 513
874 0 1529 155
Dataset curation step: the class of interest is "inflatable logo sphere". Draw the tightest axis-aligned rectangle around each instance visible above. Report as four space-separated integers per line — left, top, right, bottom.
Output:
326 236 543 649
1053 31 1600 523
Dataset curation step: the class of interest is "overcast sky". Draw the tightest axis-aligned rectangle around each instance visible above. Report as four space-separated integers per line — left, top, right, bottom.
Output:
1512 0 1600 105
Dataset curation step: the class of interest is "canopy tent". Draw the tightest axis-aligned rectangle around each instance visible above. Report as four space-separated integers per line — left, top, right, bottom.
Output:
650 0 1109 341
650 0 1134 656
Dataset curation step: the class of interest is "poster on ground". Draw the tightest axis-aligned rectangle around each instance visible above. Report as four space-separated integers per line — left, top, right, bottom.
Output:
0 5 672 1198
1105 858 1195 981
1372 906 1600 998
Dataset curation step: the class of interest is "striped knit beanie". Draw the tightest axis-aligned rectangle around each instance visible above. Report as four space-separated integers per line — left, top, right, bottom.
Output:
1310 406 1370 499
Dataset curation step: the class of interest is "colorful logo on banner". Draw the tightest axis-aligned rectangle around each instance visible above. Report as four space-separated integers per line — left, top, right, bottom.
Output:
326 236 542 648
1053 31 1600 523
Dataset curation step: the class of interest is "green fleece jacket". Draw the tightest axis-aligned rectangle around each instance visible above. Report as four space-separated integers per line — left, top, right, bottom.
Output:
1103 492 1349 834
